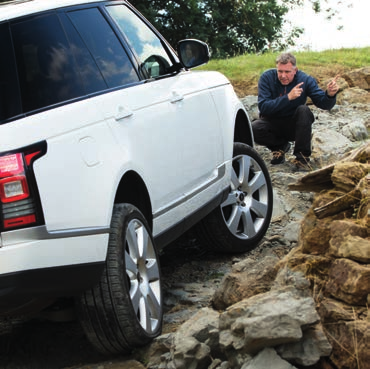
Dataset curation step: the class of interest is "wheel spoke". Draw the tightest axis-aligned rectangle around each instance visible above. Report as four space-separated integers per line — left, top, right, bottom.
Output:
250 197 268 218
239 155 252 185
222 192 238 208
137 225 150 260
125 249 138 275
130 280 141 313
147 283 161 319
226 205 242 234
138 296 151 331
146 259 160 282
230 165 241 189
138 283 161 333
241 208 256 237
126 221 140 261
246 170 266 194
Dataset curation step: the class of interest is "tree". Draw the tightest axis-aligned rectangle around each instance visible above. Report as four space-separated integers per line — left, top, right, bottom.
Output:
132 0 351 57
133 0 294 57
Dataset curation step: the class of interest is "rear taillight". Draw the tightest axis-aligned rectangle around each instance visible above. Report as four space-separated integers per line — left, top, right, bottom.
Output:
0 144 46 231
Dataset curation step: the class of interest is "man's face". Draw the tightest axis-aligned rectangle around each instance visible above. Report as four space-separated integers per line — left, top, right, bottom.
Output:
277 62 297 85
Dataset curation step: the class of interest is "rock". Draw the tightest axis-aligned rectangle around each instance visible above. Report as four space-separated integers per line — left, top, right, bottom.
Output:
174 307 220 356
276 323 332 366
342 67 370 90
312 128 354 164
341 120 368 141
144 333 176 369
272 188 290 221
212 256 279 310
317 297 368 326
219 286 320 355
272 266 311 294
329 220 370 263
172 337 211 369
325 258 370 306
240 95 259 121
146 308 220 369
276 250 333 293
337 87 370 105
283 221 301 243
331 162 370 192
324 320 370 369
300 209 333 254
317 298 357 322
241 348 297 369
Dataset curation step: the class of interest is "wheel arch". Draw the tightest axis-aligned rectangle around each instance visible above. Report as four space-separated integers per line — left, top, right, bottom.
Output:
234 109 254 147
114 171 153 230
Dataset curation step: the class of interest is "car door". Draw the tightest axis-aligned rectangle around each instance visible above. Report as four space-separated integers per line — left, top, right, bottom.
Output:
104 4 224 212
67 4 223 235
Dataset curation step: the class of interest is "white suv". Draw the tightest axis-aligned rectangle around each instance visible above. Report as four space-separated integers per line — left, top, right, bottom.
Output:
0 0 273 354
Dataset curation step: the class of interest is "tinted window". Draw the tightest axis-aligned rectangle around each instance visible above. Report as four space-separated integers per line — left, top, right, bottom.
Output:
11 13 85 112
59 13 107 94
0 22 22 122
68 8 139 88
106 5 173 78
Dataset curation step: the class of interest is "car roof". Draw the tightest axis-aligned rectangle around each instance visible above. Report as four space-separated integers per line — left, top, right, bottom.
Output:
0 0 114 21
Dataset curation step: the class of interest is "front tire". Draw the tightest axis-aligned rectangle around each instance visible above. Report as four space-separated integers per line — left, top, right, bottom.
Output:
77 204 162 355
196 143 273 253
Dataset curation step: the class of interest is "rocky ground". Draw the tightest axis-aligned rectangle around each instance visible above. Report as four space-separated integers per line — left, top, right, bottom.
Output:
0 69 369 369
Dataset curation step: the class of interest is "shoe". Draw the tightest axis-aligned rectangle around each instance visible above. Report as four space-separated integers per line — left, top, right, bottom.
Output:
271 150 285 164
293 157 311 172
270 142 291 165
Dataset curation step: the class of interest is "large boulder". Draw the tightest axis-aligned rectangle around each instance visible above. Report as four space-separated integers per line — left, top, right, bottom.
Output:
212 256 279 310
326 258 370 306
218 286 320 355
342 67 370 90
337 87 370 105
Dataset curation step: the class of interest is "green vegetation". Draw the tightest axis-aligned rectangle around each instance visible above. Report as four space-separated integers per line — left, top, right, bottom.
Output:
199 47 370 83
135 1 352 57
135 0 298 57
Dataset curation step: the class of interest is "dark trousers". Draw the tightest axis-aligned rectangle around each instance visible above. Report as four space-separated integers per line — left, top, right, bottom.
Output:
251 105 315 159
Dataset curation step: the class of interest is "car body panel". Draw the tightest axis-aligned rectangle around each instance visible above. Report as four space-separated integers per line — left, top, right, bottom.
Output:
0 0 256 317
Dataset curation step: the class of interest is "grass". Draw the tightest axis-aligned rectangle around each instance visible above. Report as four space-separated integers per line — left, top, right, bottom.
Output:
198 47 370 87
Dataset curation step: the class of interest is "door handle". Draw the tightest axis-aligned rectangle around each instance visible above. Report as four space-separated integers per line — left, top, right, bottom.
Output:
115 106 134 121
170 91 184 103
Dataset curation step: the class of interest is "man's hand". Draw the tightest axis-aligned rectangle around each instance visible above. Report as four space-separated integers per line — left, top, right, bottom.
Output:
288 82 304 101
327 75 339 96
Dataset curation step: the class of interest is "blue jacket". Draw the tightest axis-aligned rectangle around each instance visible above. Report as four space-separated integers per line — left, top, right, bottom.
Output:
258 68 336 118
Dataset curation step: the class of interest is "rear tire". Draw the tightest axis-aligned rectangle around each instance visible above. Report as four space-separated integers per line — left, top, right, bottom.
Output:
77 203 162 355
196 143 273 253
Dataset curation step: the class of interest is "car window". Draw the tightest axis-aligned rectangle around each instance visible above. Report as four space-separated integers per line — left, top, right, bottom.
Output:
68 8 139 89
0 22 22 122
11 13 85 112
106 5 173 78
59 13 107 95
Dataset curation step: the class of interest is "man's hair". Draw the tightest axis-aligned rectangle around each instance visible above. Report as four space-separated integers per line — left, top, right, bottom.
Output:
276 53 297 67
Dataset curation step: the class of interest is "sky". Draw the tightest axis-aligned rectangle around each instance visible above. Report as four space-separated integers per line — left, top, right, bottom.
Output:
285 0 370 51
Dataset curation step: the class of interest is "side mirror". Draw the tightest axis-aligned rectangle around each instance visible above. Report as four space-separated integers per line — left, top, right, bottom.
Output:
177 39 210 69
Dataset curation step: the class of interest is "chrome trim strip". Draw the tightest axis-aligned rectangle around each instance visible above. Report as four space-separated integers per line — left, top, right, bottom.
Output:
1 225 110 246
153 164 226 219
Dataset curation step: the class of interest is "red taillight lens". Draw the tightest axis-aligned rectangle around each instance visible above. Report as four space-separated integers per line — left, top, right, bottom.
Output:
0 153 24 178
3 214 36 229
0 150 43 230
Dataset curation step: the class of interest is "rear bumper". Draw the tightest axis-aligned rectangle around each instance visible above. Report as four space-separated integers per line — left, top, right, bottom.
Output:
0 225 109 315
